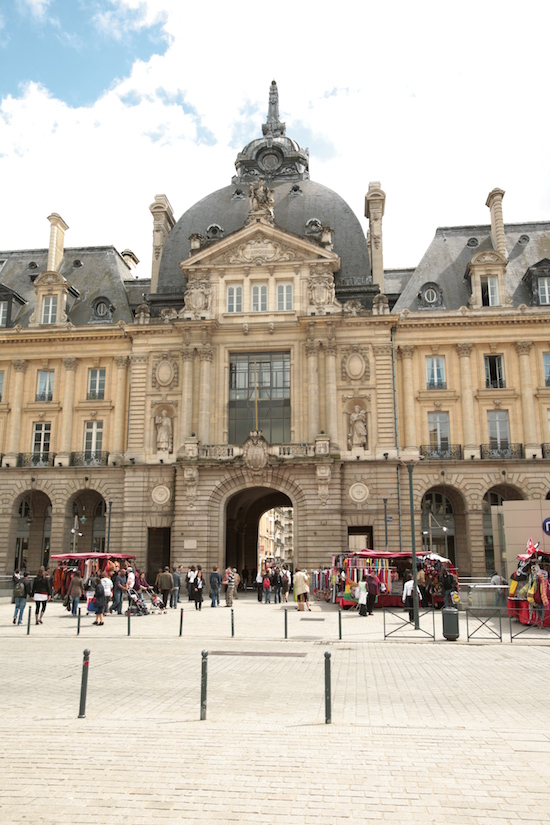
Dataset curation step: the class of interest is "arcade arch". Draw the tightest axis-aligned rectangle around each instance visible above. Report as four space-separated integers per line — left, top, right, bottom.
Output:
482 481 524 576
225 486 293 574
12 487 52 572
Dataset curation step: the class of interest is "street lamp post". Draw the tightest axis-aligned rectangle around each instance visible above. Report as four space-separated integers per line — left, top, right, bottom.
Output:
106 500 112 554
383 498 388 550
406 463 420 630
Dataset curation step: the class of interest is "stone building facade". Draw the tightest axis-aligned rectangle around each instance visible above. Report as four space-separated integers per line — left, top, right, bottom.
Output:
1 82 550 580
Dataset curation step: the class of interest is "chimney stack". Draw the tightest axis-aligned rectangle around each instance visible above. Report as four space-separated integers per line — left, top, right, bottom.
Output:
365 182 386 292
149 195 175 292
485 188 506 258
47 213 69 272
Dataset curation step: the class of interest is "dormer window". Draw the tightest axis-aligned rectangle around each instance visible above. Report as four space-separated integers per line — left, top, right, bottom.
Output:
0 301 8 326
481 275 499 307
538 277 550 305
42 295 58 324
418 282 443 309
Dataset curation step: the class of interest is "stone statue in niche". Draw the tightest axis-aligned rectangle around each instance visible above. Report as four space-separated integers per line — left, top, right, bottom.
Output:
245 177 275 225
348 405 367 449
155 409 173 452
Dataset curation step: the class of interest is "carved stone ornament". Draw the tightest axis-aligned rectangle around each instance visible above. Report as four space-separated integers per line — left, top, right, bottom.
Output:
160 307 178 323
151 485 171 506
182 274 211 319
184 467 199 506
242 430 269 472
349 482 369 503
316 465 331 506
152 352 179 390
244 178 275 226
307 271 338 313
343 299 364 316
341 345 370 382
225 235 296 265
135 303 150 325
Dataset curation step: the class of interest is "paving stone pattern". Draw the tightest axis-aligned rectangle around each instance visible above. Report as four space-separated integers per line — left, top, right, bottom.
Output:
1 594 549 824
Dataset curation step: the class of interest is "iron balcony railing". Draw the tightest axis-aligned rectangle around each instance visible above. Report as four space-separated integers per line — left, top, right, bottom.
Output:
18 452 56 467
35 391 53 402
70 451 110 467
426 380 447 390
420 444 462 460
86 390 105 400
480 443 523 460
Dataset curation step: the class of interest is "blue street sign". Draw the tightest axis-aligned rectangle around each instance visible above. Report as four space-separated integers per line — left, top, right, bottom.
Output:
543 518 550 536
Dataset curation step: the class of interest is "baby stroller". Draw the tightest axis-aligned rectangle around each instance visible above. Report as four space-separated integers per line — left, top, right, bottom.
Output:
148 589 167 614
127 588 149 615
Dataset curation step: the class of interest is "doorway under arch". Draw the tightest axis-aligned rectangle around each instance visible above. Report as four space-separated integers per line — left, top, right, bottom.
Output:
65 489 107 556
12 488 52 573
225 486 293 575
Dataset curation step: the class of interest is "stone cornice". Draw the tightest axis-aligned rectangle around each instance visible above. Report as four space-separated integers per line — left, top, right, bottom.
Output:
394 310 550 331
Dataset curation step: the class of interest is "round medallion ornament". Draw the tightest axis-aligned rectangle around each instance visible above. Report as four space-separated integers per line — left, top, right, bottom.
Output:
347 353 365 380
152 485 171 506
156 359 174 387
349 483 369 503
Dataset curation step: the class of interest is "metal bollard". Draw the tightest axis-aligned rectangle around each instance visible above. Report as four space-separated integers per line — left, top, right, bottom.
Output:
127 608 131 636
27 605 31 635
200 650 208 720
338 609 342 640
324 651 332 724
231 608 234 638
284 607 288 639
78 649 91 718
77 607 81 636
179 608 184 637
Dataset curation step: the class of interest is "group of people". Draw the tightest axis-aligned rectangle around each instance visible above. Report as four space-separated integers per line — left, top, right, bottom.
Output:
256 564 295 605
12 567 52 626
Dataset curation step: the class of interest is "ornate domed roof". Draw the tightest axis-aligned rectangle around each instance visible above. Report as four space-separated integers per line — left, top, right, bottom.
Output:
155 82 373 304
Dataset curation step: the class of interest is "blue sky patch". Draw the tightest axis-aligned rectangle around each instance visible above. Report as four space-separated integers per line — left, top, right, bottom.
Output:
0 1 169 106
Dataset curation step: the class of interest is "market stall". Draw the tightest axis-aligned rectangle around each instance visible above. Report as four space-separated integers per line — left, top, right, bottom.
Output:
51 552 136 598
335 549 458 610
508 539 550 627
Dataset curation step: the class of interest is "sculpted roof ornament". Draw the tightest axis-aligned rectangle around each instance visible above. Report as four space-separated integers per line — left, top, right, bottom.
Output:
262 80 286 137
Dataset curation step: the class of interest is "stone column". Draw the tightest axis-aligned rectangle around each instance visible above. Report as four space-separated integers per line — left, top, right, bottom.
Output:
399 346 417 451
112 356 129 457
516 341 538 455
456 344 478 457
181 347 194 442
306 340 320 442
325 340 338 446
365 182 386 292
198 346 213 444
6 359 28 459
58 358 78 462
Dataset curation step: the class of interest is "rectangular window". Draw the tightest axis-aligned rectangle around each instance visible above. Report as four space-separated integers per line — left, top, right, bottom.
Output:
544 354 550 387
84 421 103 460
36 370 54 402
32 422 51 462
428 412 450 454
251 284 268 312
227 285 243 313
88 368 105 400
42 295 58 324
0 300 8 326
481 276 499 307
277 283 293 311
539 277 550 305
487 410 510 452
0 371 3 402
484 355 505 389
229 352 291 444
425 356 446 389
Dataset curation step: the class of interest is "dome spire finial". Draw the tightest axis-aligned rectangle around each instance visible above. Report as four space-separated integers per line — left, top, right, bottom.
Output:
262 79 286 137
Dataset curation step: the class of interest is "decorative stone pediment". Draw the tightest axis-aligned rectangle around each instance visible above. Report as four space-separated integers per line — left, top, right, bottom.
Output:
33 270 67 287
226 236 297 265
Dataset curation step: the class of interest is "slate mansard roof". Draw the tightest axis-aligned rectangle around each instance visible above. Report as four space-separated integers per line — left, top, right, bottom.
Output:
392 221 550 313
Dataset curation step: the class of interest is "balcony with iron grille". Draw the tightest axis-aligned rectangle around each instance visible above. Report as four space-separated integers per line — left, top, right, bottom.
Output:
35 391 53 402
86 391 105 401
18 452 56 467
420 444 462 460
70 451 110 467
480 443 523 460
426 380 447 390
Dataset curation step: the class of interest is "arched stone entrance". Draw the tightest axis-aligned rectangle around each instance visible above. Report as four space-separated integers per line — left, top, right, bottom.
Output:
65 488 107 555
225 486 292 573
11 488 52 573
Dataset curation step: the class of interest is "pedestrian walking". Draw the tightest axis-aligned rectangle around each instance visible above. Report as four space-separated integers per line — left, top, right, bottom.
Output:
191 569 204 610
224 567 235 607
110 567 127 614
209 566 221 607
158 566 173 609
366 568 380 615
12 571 29 625
68 570 84 616
93 577 106 626
171 566 181 608
358 572 368 616
31 566 52 624
256 570 263 602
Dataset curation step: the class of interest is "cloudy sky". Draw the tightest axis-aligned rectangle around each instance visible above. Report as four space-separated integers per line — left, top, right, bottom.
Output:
1 0 549 279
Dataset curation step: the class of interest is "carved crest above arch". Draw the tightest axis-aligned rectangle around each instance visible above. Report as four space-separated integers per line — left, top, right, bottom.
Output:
225 235 298 266
242 430 269 472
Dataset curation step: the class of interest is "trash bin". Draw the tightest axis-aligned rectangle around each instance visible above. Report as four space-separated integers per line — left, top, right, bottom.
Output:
442 606 459 641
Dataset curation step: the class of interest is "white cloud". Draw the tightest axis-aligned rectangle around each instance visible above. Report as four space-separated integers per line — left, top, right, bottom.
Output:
16 0 52 20
1 0 550 277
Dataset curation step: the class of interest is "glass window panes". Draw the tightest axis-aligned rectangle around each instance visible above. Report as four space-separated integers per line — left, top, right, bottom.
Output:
36 370 54 401
229 352 290 444
277 283 293 311
33 422 51 456
88 368 105 400
227 286 242 313
544 354 550 387
252 284 267 312
428 411 450 452
426 356 446 389
487 410 510 450
484 355 505 389
481 276 499 307
539 277 550 305
42 295 57 324
0 300 8 326
424 287 437 304
84 421 103 456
